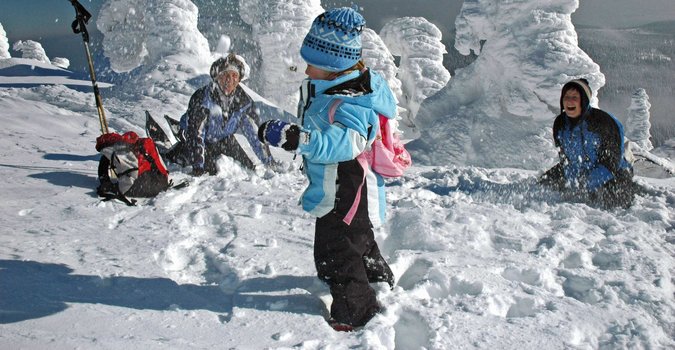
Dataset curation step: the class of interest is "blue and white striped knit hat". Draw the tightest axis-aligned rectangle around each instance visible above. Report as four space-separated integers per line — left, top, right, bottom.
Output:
300 7 366 72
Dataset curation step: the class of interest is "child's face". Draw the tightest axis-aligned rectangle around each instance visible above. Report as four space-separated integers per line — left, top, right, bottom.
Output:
305 65 335 80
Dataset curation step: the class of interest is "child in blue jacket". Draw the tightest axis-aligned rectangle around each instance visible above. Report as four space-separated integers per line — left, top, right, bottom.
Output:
258 7 395 331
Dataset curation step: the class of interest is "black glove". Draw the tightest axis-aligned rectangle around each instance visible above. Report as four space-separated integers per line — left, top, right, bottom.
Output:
258 120 301 151
191 167 206 177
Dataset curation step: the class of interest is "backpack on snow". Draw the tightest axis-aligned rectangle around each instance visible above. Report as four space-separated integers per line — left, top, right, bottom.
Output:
96 131 170 205
328 99 412 178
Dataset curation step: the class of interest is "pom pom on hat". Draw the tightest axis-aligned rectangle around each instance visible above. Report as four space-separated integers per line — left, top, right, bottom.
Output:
300 7 366 72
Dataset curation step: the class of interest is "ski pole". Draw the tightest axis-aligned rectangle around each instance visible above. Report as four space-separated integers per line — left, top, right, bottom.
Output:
69 0 109 134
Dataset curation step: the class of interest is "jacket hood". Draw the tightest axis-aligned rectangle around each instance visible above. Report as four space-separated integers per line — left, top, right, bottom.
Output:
309 69 397 119
560 79 592 116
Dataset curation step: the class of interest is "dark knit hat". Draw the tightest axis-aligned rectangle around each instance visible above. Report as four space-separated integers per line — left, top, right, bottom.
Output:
560 78 592 114
300 7 365 72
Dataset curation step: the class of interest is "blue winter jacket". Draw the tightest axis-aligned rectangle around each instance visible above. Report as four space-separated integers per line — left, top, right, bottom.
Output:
180 82 273 169
296 69 397 227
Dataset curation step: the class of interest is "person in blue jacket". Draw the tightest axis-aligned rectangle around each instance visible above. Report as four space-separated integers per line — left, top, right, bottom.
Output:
540 78 635 208
257 7 395 331
165 53 274 175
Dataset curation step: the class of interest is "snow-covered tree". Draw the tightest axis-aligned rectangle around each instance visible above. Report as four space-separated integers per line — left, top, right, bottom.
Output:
625 88 653 151
380 17 450 127
361 28 408 135
97 0 213 95
12 40 49 63
51 57 70 69
0 23 10 59
411 0 604 170
195 1 252 56
239 0 323 113
361 28 402 102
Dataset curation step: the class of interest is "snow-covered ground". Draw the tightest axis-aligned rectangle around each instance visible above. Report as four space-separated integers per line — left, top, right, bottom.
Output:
0 74 674 349
1 0 675 347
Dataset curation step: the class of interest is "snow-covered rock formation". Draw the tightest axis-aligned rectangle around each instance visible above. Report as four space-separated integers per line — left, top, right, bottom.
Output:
97 0 213 96
239 0 323 113
380 17 450 128
12 40 49 63
411 0 604 170
0 23 10 59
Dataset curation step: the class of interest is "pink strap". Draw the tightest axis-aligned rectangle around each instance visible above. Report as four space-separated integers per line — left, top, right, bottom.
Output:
328 99 343 124
342 155 368 225
326 98 366 225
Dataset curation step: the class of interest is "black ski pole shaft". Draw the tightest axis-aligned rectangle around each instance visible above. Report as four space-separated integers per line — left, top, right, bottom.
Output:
69 0 109 135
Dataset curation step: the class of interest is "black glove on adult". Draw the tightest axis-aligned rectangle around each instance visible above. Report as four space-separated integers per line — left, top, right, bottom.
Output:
258 120 301 152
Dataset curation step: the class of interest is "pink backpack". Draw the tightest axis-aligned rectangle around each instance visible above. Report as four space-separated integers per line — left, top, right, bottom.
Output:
328 99 411 225
328 99 412 178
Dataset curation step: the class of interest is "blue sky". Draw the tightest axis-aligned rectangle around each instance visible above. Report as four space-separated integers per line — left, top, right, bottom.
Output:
1 0 674 72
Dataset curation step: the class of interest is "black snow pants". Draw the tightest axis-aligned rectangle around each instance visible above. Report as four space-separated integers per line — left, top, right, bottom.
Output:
203 135 256 173
165 134 255 174
314 212 394 327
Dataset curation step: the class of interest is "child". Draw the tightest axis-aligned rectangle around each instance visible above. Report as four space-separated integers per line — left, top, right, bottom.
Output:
258 7 396 331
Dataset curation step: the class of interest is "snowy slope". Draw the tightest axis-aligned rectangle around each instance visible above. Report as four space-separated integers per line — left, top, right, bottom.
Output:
0 58 113 90
0 83 674 349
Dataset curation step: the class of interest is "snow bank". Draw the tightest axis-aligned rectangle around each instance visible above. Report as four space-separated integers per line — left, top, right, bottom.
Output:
239 0 323 114
411 0 604 170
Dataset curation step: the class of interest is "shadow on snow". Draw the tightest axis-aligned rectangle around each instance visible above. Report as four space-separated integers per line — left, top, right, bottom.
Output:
0 259 326 324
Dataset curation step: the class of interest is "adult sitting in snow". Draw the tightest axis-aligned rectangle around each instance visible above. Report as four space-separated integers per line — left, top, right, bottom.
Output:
165 53 274 175
257 7 395 331
539 78 636 208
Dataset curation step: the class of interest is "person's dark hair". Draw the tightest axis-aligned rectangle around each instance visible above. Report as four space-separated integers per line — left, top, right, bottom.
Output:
210 53 245 81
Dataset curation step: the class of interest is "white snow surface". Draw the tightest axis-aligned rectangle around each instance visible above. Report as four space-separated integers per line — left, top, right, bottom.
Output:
1 71 675 349
412 0 604 170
